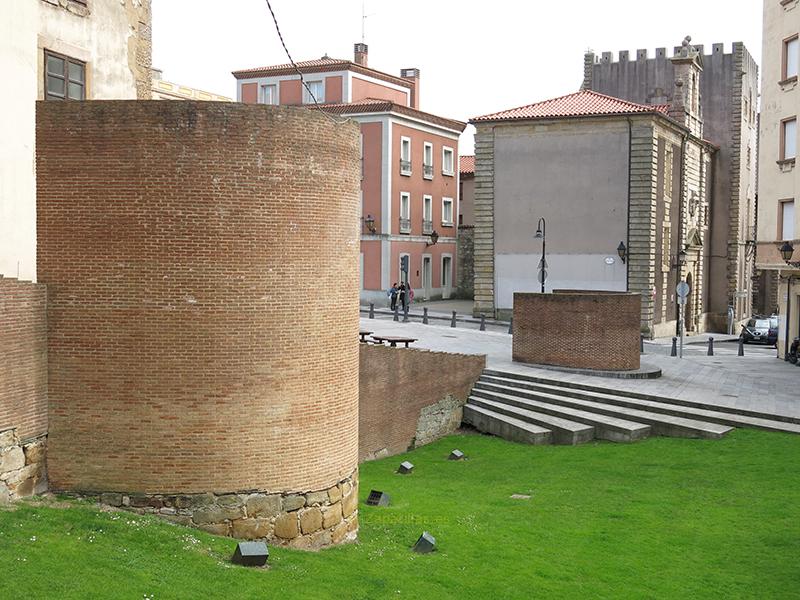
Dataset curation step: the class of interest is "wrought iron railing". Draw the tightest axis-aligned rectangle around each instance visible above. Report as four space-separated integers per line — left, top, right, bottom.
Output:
399 218 411 233
422 219 433 234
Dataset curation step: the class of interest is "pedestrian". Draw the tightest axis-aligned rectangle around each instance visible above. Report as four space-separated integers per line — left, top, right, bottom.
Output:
407 283 414 305
388 283 398 310
399 283 407 311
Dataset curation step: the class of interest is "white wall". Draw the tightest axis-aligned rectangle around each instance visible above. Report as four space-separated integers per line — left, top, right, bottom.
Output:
0 0 38 281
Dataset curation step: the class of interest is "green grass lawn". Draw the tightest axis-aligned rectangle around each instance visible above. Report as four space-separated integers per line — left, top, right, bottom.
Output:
1 429 799 599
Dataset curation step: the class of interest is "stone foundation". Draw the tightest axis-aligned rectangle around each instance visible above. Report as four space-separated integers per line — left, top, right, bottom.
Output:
71 470 358 550
0 429 47 502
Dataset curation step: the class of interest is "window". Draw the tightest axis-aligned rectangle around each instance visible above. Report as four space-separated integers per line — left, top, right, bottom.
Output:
781 200 795 240
400 137 411 175
662 225 671 271
260 84 277 105
400 192 411 233
423 142 434 179
303 80 323 104
664 147 674 199
782 118 797 160
423 195 433 234
784 35 799 81
442 197 453 226
442 146 454 176
45 50 85 100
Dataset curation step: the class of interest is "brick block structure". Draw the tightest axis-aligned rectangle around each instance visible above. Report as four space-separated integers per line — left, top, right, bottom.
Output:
512 292 641 371
36 101 361 547
359 344 485 461
0 277 48 501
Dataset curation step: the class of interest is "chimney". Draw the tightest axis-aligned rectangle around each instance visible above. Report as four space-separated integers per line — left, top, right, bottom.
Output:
401 68 420 110
354 43 368 67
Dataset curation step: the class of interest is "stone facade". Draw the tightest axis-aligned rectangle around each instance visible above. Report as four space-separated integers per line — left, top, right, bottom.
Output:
36 101 361 544
359 344 486 461
585 41 759 328
512 292 641 371
456 225 474 298
74 470 359 550
0 429 47 503
473 127 496 316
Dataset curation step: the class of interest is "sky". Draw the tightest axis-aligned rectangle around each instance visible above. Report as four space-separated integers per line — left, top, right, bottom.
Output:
152 0 762 155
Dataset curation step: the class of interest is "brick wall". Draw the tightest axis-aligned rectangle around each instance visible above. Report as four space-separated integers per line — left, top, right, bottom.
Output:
513 292 641 371
36 101 361 497
0 278 47 441
359 344 485 461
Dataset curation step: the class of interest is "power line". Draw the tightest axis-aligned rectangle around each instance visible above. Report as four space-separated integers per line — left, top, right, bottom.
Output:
263 0 348 125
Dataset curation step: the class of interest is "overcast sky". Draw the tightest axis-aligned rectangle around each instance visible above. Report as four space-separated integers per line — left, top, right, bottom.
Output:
152 0 762 154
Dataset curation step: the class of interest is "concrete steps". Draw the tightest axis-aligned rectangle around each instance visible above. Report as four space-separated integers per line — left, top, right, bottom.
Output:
462 404 552 445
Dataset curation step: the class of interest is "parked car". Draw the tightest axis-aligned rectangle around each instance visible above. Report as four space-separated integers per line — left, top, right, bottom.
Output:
740 316 778 346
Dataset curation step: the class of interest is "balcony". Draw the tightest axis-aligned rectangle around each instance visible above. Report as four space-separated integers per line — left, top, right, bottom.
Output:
422 219 433 235
399 217 411 233
423 164 434 179
400 159 412 175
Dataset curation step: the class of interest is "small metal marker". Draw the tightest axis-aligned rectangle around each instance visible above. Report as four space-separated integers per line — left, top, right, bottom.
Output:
510 494 531 500
707 337 714 356
366 490 391 506
448 449 465 461
738 338 744 356
412 531 436 553
369 303 374 319
398 461 414 474
231 541 269 567
640 334 645 354
423 307 429 324
479 314 486 331
451 311 457 328
393 305 399 322
671 336 677 357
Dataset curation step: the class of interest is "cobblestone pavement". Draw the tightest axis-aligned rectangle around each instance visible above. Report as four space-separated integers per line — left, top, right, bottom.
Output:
361 315 800 419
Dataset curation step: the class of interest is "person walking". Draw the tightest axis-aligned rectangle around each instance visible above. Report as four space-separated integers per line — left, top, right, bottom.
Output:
398 283 407 311
388 283 398 310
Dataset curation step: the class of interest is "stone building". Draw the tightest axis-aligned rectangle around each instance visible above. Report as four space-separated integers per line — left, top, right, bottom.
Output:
472 41 717 337
582 39 759 330
457 155 475 298
233 44 466 305
151 68 231 101
756 0 800 359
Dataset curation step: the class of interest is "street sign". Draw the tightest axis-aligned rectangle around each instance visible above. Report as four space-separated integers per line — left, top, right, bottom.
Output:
676 281 690 299
538 269 548 284
400 255 409 274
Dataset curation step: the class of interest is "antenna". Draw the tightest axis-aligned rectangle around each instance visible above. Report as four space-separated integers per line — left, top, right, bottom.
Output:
361 1 374 43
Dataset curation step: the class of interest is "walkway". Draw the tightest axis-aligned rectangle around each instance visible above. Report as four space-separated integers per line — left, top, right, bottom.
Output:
361 314 800 419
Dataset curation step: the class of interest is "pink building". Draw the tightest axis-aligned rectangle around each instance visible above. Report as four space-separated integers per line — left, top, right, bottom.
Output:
233 43 466 305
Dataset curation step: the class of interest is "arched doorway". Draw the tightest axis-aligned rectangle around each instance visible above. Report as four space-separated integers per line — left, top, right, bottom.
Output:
685 272 694 332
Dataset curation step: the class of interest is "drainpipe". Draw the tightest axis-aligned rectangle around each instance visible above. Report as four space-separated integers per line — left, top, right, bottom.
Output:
676 133 687 337
625 118 632 293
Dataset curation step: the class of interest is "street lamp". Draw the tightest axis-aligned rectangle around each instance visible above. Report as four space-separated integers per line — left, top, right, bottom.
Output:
426 230 439 247
780 241 800 267
778 241 799 361
363 214 376 234
617 241 627 264
535 217 546 293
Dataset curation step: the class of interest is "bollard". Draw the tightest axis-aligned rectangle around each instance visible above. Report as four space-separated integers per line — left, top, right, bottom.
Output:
508 317 513 335
479 314 486 331
451 311 457 328
640 334 644 354
393 305 399 322
738 338 744 356
403 305 409 323
423 307 429 325
369 303 374 319
707 337 714 356
670 337 677 357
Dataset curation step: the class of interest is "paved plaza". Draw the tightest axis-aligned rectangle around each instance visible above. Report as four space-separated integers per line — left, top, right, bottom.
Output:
361 312 800 420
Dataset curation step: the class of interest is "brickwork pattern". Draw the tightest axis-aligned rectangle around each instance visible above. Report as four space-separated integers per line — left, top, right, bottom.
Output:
359 344 485 461
513 292 641 371
36 101 361 500
472 126 495 316
0 278 48 441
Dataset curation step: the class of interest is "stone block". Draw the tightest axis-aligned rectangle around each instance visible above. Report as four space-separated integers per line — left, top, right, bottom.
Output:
282 494 305 512
231 518 272 540
175 493 214 510
245 493 281 518
0 482 10 504
9 476 35 498
100 493 123 507
0 430 16 449
342 491 358 518
299 507 322 534
346 515 359 534
331 520 348 544
327 485 342 504
321 503 343 529
340 481 352 498
192 505 243 525
23 441 45 465
309 529 332 550
197 522 230 536
274 512 299 539
129 495 150 508
0 447 25 474
2 463 39 485
162 514 192 527
159 507 177 515
216 494 242 509
305 490 328 506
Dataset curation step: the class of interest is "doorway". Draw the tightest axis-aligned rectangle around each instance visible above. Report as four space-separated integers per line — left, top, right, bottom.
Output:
441 255 452 299
421 255 432 300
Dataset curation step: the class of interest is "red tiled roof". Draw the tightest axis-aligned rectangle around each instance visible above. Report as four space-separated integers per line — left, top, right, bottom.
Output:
314 98 466 133
471 90 670 123
459 155 474 175
232 56 412 89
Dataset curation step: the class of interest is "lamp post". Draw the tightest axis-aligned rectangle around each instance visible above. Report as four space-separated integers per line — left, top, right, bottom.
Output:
534 217 546 293
779 241 799 360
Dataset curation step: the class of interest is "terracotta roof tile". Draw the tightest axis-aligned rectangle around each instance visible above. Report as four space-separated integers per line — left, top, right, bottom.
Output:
459 155 474 175
472 90 669 123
